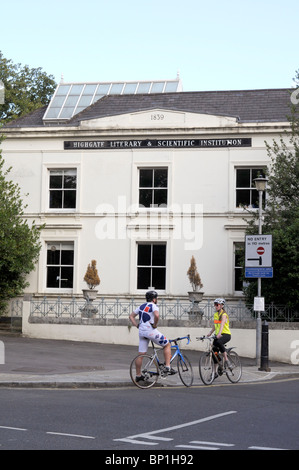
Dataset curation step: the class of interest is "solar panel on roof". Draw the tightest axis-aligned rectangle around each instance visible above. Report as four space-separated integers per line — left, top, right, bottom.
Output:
43 79 182 121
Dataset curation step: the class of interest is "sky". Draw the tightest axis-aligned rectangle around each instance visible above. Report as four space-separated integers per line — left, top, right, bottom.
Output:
1 0 298 92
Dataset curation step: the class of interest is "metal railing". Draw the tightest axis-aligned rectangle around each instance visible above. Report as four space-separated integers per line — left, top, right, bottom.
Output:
255 303 299 322
28 297 256 322
9 296 298 322
10 299 23 317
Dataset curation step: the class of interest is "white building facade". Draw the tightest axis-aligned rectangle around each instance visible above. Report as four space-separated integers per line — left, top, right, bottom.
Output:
2 82 292 303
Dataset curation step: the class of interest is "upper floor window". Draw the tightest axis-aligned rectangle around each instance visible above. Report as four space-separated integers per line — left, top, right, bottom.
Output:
236 168 266 209
49 169 77 209
139 168 168 208
137 243 166 290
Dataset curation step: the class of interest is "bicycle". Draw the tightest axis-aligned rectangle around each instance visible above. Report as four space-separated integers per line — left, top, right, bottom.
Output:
130 335 193 389
197 335 242 385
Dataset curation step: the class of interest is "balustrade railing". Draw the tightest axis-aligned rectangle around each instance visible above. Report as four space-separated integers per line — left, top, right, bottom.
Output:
28 297 256 322
256 303 299 322
10 296 298 322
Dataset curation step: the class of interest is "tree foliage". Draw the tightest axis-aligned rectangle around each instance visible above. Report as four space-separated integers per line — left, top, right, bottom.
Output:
243 70 299 311
0 137 43 312
0 51 56 124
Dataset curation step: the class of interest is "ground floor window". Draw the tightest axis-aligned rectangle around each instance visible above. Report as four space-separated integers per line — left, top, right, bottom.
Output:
234 242 244 292
137 243 166 290
46 242 74 288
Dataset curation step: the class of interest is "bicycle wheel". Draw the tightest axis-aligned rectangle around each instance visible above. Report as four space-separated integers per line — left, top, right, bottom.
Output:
225 351 242 383
177 354 193 387
199 352 215 385
129 354 159 389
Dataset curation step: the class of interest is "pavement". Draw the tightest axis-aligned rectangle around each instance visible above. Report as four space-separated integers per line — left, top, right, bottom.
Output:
0 332 298 389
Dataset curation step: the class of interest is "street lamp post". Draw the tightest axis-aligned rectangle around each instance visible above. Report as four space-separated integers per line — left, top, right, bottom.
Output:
254 175 268 363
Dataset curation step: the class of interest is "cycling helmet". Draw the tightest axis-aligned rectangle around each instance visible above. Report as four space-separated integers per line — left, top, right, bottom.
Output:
214 297 225 305
146 290 158 302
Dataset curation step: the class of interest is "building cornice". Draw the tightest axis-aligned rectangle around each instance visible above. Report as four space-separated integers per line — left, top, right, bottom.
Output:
1 121 291 140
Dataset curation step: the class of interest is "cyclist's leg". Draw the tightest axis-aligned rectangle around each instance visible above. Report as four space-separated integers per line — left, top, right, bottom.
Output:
147 328 171 368
163 342 171 368
212 341 221 375
222 334 231 364
214 334 231 363
135 353 146 377
136 337 149 377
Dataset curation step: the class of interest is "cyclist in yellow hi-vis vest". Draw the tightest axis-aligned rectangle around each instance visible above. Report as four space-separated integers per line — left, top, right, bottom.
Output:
207 298 231 367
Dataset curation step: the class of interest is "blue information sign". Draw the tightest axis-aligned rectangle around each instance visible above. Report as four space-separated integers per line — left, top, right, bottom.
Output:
245 267 273 278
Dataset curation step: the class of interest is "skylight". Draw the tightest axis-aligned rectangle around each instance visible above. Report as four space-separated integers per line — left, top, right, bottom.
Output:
43 79 183 121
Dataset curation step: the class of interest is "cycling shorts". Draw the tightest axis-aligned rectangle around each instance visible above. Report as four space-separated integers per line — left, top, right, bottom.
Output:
138 324 169 353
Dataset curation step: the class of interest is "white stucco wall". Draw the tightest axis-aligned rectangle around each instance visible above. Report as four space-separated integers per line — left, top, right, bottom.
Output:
1 110 290 302
22 301 299 364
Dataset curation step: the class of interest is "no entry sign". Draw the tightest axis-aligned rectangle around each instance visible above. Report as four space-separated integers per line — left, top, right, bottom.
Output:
245 235 272 268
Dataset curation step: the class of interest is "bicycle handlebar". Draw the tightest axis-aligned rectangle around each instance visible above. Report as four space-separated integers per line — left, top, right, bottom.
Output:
170 334 191 345
196 335 216 341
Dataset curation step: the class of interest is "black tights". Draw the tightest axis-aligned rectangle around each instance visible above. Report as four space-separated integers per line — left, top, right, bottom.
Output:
213 334 231 354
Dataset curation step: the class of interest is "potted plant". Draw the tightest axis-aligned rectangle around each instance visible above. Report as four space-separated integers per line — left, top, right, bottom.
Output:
187 256 204 316
82 259 100 301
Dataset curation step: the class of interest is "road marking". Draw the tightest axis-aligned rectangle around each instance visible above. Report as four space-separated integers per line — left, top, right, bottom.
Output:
177 440 235 450
114 438 158 445
177 444 219 450
114 411 237 445
0 426 27 431
191 440 235 447
248 446 288 450
141 435 173 441
46 431 95 439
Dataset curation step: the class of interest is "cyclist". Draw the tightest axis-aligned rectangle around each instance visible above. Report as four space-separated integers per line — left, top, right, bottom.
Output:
129 290 173 381
207 298 231 369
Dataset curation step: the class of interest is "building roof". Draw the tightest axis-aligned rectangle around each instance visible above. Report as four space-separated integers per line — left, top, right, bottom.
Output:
43 79 183 121
4 88 293 129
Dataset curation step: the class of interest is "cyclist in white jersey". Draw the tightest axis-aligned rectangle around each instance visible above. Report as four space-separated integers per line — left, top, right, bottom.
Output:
129 291 173 380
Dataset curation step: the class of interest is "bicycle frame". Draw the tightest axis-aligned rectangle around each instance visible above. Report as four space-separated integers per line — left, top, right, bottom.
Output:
151 335 191 368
